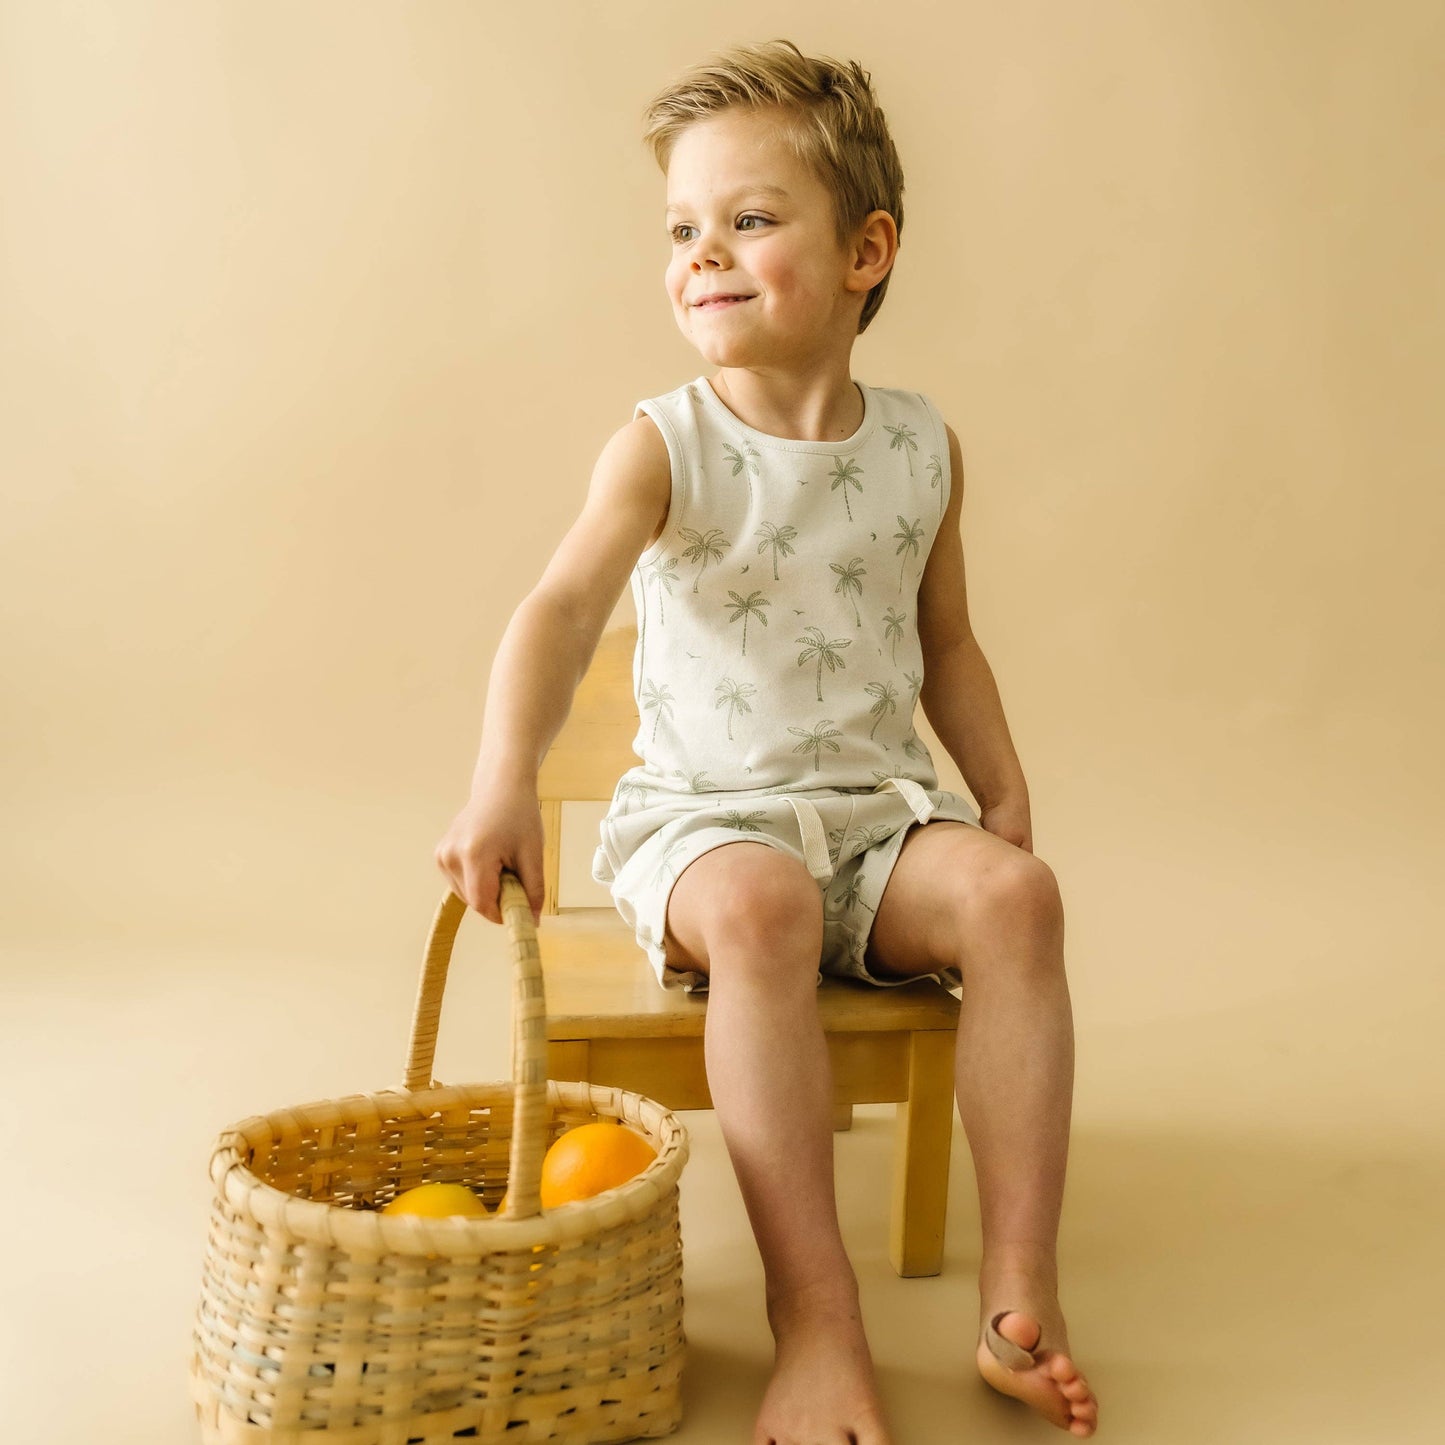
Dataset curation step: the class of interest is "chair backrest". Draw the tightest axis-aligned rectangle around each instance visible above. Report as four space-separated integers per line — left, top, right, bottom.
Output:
537 623 639 913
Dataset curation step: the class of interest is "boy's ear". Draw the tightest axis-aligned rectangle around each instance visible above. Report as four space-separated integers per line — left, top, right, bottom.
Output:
848 209 898 291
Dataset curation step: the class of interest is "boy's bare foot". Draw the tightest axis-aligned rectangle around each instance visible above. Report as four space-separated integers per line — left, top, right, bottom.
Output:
976 1269 1098 1436
756 1285 895 1445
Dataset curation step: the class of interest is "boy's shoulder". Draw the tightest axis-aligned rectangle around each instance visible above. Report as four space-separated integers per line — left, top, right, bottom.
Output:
871 381 957 442
632 374 705 409
867 378 945 411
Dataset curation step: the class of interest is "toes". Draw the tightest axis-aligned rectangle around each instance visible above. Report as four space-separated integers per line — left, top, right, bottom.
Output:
1060 1375 1092 1401
1047 1352 1079 1382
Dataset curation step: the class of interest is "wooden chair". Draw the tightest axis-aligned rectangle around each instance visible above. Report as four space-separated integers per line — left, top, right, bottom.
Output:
535 622 961 1277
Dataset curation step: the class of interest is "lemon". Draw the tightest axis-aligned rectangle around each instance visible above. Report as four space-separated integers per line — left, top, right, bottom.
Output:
382 1182 489 1218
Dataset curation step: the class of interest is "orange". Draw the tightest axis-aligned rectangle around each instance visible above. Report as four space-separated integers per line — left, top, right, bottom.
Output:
538 1121 657 1209
382 1182 490 1218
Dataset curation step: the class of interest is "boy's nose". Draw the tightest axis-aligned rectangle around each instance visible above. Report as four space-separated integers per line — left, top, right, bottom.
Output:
691 243 740 273
690 237 733 268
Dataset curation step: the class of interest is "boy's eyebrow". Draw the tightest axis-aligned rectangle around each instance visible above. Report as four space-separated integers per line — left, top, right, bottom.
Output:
665 185 791 219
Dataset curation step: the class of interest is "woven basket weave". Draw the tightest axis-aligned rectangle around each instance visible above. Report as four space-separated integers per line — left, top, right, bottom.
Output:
189 872 690 1443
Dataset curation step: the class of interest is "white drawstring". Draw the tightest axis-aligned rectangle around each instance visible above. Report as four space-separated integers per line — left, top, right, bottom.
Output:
783 779 936 884
783 796 835 882
875 775 937 825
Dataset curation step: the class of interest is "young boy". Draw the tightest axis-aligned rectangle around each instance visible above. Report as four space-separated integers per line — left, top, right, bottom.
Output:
435 38 1098 1444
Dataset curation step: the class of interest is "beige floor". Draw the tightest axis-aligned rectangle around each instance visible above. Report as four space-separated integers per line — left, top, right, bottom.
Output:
6 906 1443 1445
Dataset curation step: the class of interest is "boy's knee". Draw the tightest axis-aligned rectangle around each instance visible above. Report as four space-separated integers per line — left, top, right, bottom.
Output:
726 852 823 951
968 853 1063 937
667 843 821 972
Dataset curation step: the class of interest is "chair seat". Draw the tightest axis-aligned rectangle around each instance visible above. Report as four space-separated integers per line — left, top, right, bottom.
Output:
538 908 960 1039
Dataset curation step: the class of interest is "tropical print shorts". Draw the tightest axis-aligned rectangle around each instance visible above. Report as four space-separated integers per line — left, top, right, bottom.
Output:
590 775 981 993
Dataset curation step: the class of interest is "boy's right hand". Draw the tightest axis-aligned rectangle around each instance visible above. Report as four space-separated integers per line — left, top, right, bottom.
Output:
433 782 546 926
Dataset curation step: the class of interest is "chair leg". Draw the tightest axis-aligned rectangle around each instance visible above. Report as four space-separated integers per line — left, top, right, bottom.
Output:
889 1029 954 1278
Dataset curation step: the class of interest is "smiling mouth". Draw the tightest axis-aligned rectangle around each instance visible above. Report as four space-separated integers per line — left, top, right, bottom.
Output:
695 296 753 310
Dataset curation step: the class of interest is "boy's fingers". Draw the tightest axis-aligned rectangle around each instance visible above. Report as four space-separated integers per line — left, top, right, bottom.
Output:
458 857 502 924
434 846 482 917
516 857 545 924
497 854 544 925
485 862 510 925
436 844 542 926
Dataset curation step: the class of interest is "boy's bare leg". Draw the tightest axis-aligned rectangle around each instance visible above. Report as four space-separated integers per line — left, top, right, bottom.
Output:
665 842 896 1445
866 820 1099 1437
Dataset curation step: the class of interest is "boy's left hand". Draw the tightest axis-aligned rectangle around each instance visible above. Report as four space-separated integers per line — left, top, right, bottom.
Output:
979 795 1033 854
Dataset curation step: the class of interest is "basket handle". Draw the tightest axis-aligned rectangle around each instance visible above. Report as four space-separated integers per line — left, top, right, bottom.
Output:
400 871 549 1219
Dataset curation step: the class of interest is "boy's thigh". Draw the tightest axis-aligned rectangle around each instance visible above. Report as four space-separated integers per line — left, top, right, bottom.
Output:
662 840 822 979
864 819 1043 981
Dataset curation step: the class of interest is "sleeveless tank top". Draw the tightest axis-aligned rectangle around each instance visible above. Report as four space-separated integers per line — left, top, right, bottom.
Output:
613 373 953 803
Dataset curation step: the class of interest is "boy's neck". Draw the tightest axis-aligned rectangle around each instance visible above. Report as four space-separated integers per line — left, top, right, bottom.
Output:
709 366 864 443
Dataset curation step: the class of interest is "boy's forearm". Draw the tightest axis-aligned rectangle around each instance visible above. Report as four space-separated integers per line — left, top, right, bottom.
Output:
469 592 595 794
920 636 1029 809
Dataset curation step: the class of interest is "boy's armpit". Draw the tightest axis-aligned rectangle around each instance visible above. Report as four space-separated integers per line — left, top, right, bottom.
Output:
530 414 672 639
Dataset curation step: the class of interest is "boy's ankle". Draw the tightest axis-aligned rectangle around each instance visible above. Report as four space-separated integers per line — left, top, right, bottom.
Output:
766 1273 861 1330
980 1242 1059 1285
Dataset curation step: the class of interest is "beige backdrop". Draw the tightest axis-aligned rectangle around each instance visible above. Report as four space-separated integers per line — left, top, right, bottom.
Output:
4 3 1443 1442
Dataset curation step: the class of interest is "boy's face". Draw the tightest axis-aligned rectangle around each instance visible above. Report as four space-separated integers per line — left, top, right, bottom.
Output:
663 108 875 367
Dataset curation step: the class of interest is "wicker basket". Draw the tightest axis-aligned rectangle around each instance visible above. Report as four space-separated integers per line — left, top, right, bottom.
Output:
190 871 690 1444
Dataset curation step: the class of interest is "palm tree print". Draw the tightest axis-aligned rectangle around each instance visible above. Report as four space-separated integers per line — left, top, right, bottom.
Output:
830 556 866 626
832 876 875 915
902 731 929 761
847 824 893 851
725 590 770 655
646 554 678 625
641 679 675 741
617 776 654 813
788 719 843 772
671 769 712 792
894 515 925 592
652 840 688 887
755 521 798 580
828 455 864 521
678 526 730 592
795 627 852 701
882 607 907 663
720 809 767 832
926 453 945 521
885 421 919 476
865 680 899 740
903 669 923 706
723 440 762 506
714 675 758 740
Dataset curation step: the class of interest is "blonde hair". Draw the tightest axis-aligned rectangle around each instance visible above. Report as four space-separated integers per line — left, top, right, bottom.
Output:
641 38 905 335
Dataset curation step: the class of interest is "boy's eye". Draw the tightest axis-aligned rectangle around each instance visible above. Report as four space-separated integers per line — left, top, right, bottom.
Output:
670 215 770 242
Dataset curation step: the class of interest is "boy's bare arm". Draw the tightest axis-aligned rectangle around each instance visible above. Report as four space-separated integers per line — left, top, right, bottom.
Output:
916 423 1031 837
436 416 671 921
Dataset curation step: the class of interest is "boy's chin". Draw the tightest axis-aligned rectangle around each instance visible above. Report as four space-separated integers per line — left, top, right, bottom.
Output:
682 334 755 367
